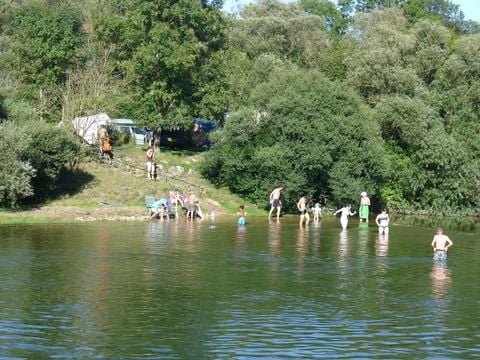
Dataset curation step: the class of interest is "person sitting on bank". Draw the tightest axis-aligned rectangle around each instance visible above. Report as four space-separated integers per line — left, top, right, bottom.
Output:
149 198 169 220
431 228 453 260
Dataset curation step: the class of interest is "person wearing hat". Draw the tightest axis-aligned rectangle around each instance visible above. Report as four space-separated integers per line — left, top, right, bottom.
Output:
359 191 370 222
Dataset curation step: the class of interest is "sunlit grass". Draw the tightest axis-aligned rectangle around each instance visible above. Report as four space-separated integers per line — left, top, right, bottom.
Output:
1 145 266 224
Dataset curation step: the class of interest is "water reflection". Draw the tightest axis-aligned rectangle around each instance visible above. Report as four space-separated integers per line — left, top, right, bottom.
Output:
431 261 452 301
268 219 281 256
311 220 321 253
235 225 247 248
376 234 389 257
396 215 478 233
267 220 282 279
296 224 309 280
338 229 349 279
357 222 369 257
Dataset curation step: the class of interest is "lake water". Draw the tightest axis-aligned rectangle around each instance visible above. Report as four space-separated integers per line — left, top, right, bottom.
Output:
0 217 479 359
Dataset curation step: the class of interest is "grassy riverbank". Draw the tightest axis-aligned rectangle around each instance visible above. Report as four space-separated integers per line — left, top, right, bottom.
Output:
0 144 266 223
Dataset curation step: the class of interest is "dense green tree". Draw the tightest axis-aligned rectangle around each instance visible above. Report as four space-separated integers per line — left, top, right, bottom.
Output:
434 32 480 151
8 2 83 87
23 122 83 198
93 0 228 129
6 2 84 121
402 0 476 33
300 0 349 34
346 8 420 104
202 69 389 210
0 121 35 207
375 95 479 211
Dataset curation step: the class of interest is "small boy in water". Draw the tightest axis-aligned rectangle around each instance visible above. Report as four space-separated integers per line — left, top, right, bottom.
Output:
237 205 247 225
431 228 453 260
312 203 322 222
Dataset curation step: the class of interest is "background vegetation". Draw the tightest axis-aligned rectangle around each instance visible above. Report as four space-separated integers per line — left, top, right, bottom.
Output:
0 0 479 215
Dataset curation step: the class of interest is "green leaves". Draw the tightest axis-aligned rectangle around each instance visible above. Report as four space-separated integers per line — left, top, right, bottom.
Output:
202 69 388 210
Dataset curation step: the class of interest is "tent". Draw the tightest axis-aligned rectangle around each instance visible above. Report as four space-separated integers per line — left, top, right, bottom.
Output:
71 113 110 144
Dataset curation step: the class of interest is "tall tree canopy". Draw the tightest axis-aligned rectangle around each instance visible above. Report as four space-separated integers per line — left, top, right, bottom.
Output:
201 69 389 210
93 0 228 129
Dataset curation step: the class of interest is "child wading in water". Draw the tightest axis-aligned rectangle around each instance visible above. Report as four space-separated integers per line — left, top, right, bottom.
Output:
312 203 322 222
237 205 247 225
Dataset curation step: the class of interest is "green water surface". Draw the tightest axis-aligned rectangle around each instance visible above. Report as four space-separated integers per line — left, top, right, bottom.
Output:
0 217 479 358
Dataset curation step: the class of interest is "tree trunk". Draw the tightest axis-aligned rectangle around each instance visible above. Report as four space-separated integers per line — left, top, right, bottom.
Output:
153 127 162 154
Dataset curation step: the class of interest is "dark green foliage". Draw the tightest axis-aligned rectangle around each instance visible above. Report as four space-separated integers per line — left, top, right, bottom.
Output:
202 70 388 211
375 95 480 211
93 0 228 128
21 122 83 200
0 0 479 215
0 121 35 207
8 2 83 87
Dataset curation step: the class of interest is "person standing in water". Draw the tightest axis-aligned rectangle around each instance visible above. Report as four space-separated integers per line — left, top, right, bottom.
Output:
268 186 283 220
359 191 370 222
312 203 322 222
237 205 247 225
297 196 310 226
375 208 390 235
431 228 453 260
334 204 356 230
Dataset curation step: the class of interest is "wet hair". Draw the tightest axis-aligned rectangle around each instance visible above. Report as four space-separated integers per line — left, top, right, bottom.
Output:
239 205 244 210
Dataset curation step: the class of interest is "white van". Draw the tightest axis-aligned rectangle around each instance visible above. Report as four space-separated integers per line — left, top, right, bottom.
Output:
109 118 146 145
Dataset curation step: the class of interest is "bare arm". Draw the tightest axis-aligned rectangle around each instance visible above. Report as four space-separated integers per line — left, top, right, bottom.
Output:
445 237 453 251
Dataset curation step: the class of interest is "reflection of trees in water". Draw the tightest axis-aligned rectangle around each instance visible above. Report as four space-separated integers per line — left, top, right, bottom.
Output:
396 215 478 233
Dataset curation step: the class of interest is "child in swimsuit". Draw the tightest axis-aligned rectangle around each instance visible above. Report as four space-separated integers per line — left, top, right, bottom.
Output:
237 205 247 225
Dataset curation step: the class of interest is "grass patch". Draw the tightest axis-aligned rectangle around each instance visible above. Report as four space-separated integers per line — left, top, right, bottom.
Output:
1 145 266 223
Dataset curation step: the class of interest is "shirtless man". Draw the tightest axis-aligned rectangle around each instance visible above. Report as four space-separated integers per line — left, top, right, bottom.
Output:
431 228 453 260
297 196 310 225
268 186 283 220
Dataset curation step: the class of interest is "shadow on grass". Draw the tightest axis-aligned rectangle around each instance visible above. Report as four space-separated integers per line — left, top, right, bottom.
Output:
19 168 95 209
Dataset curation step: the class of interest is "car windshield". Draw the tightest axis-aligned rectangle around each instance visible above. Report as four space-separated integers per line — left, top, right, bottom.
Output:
134 127 146 135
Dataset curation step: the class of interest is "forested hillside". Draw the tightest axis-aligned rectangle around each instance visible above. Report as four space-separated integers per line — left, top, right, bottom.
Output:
0 0 479 214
